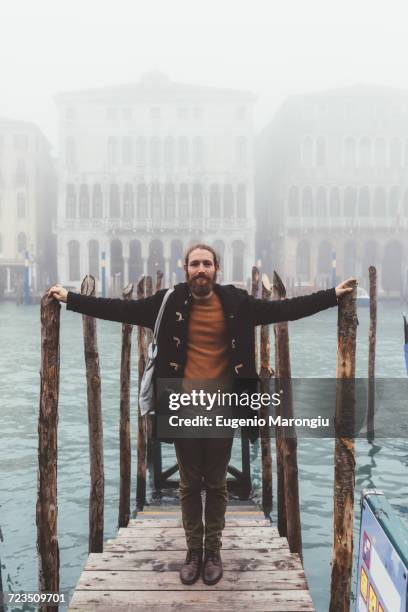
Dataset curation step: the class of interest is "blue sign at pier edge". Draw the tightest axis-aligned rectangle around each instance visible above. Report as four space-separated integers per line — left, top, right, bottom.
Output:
356 490 408 612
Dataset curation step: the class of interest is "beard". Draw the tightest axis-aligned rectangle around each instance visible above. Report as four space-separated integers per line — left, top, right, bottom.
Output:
187 272 217 297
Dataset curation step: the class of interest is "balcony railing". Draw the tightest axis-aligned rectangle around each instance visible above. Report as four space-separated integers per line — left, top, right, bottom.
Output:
61 217 255 232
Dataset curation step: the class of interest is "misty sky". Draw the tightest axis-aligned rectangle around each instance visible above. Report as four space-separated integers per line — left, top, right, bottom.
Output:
1 0 407 151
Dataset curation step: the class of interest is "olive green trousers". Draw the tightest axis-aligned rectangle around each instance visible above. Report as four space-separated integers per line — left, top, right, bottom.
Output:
174 437 233 551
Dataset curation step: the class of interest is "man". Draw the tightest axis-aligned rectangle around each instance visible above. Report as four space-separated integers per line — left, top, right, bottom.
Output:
49 244 354 586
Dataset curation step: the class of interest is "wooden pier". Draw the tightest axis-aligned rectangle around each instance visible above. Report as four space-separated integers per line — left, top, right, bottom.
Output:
68 504 314 611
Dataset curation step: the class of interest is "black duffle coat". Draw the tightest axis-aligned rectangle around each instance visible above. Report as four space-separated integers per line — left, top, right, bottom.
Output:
67 282 338 441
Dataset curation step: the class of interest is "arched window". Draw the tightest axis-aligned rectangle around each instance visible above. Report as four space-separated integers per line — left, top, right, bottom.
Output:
316 137 326 166
317 241 332 275
179 183 189 219
17 192 26 218
151 183 161 219
344 240 356 277
302 137 313 167
164 183 175 219
137 184 147 218
109 183 120 218
374 137 386 167
373 187 386 216
92 184 103 218
122 138 132 165
344 137 356 167
213 240 225 272
232 240 245 282
68 240 80 281
359 138 372 167
150 138 160 167
170 239 183 282
163 136 174 167
296 241 310 280
389 186 400 216
236 137 247 166
107 138 117 165
358 186 370 216
390 138 402 168
88 240 99 279
17 232 27 254
329 187 341 216
65 184 76 218
223 185 234 218
65 140 76 170
123 183 134 219
237 184 246 218
147 239 164 278
178 137 189 166
316 187 327 216
193 137 203 166
110 239 123 282
344 186 357 217
135 138 146 165
129 240 143 283
302 186 313 217
288 186 299 216
79 184 90 218
404 189 408 217
210 184 221 218
192 183 203 218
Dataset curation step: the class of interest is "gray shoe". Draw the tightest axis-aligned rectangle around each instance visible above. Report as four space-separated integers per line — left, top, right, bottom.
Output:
179 548 203 585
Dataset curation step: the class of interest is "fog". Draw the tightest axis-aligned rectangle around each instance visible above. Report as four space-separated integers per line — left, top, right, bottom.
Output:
1 0 408 146
1 0 408 298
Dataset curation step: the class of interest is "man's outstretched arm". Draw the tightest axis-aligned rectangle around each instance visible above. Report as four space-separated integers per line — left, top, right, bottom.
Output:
48 284 165 329
250 279 355 327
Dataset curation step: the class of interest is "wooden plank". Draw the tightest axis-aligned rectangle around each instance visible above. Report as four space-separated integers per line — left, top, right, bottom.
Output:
128 519 272 528
85 549 303 572
69 589 315 611
76 569 307 591
104 536 290 552
118 527 279 538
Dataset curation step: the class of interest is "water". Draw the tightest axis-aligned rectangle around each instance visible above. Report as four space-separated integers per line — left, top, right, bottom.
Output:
0 299 407 610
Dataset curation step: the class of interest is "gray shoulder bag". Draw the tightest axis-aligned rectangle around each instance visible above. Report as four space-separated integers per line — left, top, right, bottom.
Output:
139 288 174 416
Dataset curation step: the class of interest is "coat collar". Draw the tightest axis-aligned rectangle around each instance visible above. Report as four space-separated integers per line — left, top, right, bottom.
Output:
172 282 245 318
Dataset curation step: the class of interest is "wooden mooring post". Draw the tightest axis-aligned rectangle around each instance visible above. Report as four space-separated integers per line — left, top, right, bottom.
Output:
367 267 377 443
36 294 60 612
136 276 148 510
273 272 302 558
260 274 273 515
81 275 104 553
329 279 357 612
118 283 133 528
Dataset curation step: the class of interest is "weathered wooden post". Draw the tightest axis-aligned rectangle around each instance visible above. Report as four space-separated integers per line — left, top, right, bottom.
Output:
118 283 133 528
260 273 273 515
329 280 357 612
367 267 377 443
149 272 164 492
81 275 104 553
273 272 302 557
252 266 260 371
37 293 60 612
136 276 148 510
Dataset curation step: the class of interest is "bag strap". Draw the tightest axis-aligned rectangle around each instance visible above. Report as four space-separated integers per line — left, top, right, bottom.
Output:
152 288 174 348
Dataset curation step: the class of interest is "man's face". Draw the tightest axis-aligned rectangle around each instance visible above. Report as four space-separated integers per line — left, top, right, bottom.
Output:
185 248 218 297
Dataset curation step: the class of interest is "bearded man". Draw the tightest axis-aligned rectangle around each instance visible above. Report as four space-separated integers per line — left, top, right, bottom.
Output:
48 244 353 586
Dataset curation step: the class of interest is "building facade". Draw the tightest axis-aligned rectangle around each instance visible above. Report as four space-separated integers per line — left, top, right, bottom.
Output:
256 86 408 296
55 72 256 293
0 118 56 299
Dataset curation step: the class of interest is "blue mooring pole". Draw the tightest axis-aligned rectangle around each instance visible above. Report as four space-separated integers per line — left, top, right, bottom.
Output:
23 250 30 305
101 251 106 297
331 250 337 288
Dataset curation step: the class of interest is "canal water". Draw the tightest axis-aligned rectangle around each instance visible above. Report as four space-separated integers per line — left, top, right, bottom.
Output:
0 298 407 610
